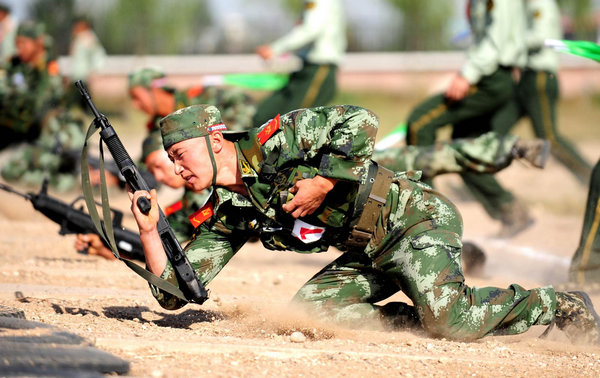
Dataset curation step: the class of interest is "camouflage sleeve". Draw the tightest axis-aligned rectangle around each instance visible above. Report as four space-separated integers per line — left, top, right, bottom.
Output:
150 222 246 310
275 105 379 182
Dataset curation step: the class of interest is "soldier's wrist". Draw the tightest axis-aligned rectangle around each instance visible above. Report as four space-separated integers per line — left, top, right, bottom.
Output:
314 175 337 191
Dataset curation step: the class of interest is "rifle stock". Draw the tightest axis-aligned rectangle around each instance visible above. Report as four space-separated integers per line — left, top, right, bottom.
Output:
76 80 208 304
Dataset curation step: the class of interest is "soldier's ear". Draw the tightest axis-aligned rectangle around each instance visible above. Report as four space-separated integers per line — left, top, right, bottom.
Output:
209 131 225 153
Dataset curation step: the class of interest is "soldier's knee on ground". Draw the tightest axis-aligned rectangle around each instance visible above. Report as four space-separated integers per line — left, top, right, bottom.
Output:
415 289 483 341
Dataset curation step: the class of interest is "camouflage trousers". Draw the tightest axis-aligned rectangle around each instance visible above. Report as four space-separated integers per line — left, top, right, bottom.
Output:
373 131 518 181
293 174 557 340
1 110 85 192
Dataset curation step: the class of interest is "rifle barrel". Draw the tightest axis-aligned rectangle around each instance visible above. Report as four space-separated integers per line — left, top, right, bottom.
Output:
75 80 103 122
0 183 32 200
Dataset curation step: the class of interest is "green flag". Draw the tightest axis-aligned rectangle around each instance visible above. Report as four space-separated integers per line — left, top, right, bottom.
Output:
374 123 407 151
545 39 600 62
202 73 289 90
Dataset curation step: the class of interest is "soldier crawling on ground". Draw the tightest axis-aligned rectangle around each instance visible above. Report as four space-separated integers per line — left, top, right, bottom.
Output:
79 126 548 278
125 103 600 344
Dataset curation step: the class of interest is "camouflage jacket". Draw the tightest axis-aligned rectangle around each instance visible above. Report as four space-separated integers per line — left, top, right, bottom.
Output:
170 106 374 256
164 188 210 243
0 54 64 133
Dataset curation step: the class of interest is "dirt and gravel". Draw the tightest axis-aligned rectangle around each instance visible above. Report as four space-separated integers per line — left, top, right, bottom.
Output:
2 120 600 376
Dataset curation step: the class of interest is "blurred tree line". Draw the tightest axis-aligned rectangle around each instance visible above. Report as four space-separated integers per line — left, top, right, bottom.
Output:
27 0 600 56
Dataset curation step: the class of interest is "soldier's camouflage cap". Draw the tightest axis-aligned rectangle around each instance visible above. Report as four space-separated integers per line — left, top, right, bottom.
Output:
160 104 231 149
17 21 45 39
128 66 166 90
141 130 164 162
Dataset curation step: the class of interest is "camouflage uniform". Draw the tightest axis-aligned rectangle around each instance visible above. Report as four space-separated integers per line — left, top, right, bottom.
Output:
0 22 84 191
373 132 520 181
146 104 584 342
0 28 64 148
164 189 210 243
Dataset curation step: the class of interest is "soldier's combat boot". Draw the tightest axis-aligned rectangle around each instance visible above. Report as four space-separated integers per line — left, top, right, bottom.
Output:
380 302 421 331
496 199 534 238
554 291 600 345
511 138 551 168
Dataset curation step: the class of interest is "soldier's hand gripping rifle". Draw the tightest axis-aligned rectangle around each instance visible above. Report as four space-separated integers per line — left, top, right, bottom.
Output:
0 180 144 261
75 80 208 305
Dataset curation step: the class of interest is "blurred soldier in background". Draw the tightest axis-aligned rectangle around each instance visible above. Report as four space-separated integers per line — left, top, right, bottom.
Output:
65 16 106 111
88 66 256 189
128 66 255 133
0 21 63 149
493 0 592 185
0 3 16 62
0 21 84 192
253 0 345 126
405 0 531 238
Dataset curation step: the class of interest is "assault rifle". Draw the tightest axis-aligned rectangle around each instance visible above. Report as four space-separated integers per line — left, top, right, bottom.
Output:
0 180 144 260
76 80 208 304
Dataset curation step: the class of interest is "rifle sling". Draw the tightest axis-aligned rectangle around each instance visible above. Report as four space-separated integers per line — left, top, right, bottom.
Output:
80 121 191 303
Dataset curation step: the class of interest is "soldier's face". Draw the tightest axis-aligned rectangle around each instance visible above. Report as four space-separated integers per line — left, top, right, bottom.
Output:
167 137 214 192
16 36 41 63
145 150 186 189
130 87 156 115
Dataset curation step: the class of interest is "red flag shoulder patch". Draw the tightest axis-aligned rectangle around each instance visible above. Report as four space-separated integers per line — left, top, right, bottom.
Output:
186 85 203 98
188 202 214 228
164 200 183 217
257 114 280 145
47 60 60 76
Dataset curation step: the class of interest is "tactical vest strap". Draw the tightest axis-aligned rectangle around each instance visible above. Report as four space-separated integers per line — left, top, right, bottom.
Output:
238 132 280 181
346 163 394 249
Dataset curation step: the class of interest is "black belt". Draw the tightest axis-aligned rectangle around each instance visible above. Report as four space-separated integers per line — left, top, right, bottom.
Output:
346 163 394 249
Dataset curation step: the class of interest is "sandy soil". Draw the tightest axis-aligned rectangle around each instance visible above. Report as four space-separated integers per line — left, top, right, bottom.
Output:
1 140 600 377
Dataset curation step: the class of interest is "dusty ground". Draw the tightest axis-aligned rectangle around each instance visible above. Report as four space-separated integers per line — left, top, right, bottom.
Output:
2 101 600 376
